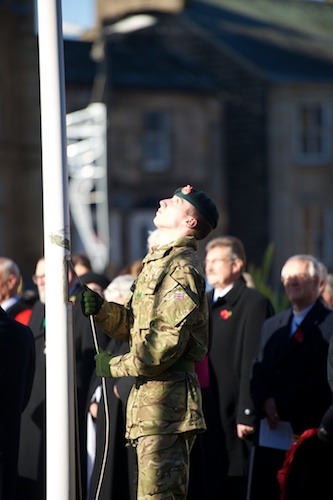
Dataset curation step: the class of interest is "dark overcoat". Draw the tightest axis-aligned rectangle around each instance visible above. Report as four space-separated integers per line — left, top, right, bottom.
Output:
251 298 333 434
17 288 108 500
0 307 35 500
248 298 333 500
190 277 274 497
205 277 275 475
17 300 45 500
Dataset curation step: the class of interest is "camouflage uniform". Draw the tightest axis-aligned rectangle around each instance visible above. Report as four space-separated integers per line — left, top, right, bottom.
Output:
94 236 208 498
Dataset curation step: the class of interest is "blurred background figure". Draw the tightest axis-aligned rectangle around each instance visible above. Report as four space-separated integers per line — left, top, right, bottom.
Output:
68 266 110 499
242 271 255 289
17 257 110 500
80 271 110 297
318 260 328 296
0 257 35 324
322 273 333 309
87 273 137 500
118 259 144 278
0 306 35 500
17 256 46 500
72 253 92 277
103 274 136 303
248 254 333 500
191 236 274 500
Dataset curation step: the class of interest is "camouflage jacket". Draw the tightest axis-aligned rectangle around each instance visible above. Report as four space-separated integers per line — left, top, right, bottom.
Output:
94 236 208 439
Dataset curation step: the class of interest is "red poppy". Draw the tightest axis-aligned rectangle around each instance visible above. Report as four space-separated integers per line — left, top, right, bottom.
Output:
294 327 304 343
220 309 232 320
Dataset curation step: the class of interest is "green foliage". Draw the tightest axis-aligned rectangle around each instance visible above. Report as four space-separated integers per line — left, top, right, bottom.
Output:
247 243 289 313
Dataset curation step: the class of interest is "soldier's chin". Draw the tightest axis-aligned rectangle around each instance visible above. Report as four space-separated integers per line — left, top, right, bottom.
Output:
153 214 160 226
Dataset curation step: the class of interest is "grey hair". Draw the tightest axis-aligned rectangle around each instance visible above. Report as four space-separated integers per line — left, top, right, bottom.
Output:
0 257 21 280
205 236 246 265
280 254 320 280
104 274 135 302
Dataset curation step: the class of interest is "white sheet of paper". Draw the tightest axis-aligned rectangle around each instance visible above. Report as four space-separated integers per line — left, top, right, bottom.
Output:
259 417 293 450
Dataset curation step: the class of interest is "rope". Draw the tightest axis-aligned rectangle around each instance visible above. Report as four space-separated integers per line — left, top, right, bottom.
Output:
89 316 110 500
68 260 110 500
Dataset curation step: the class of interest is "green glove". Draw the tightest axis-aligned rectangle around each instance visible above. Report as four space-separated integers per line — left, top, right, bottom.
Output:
94 348 113 378
81 287 104 317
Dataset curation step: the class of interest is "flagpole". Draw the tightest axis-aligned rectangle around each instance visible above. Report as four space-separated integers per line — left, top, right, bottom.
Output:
36 0 75 498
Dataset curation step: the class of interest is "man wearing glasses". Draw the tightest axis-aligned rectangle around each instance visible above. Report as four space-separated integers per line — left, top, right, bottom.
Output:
191 236 274 500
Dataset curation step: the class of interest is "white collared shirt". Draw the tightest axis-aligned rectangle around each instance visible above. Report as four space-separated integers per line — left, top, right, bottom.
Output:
1 296 19 312
213 285 233 302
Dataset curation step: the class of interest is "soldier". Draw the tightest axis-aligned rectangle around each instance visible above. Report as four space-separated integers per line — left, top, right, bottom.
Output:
81 184 219 499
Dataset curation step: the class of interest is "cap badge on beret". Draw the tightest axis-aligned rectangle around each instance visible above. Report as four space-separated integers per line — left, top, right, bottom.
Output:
181 184 193 195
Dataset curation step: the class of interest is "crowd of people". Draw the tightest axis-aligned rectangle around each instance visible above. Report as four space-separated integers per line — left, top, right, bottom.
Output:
1 184 333 500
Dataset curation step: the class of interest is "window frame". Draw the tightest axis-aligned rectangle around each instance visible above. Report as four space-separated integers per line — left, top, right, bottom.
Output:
142 110 171 172
293 101 331 164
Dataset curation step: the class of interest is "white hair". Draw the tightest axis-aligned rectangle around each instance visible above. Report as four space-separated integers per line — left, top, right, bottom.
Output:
104 274 135 302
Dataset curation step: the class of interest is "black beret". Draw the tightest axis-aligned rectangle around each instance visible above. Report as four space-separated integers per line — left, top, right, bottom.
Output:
174 185 219 229
80 271 110 290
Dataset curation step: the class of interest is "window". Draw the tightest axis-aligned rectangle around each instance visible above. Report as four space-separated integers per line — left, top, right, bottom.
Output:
143 111 171 172
294 102 331 164
296 204 333 270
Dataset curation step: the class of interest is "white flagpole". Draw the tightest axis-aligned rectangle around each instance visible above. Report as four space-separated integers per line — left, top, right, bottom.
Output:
36 0 75 498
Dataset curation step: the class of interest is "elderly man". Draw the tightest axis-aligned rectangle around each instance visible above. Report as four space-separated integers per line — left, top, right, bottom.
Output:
247 254 333 500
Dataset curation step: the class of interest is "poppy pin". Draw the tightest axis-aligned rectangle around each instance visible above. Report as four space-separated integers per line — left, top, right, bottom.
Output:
220 309 233 320
294 328 304 343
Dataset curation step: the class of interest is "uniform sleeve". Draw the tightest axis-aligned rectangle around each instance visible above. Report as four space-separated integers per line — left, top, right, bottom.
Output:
110 264 207 378
95 300 132 342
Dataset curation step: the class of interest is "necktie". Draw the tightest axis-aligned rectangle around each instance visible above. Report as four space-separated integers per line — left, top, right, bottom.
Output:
291 316 299 336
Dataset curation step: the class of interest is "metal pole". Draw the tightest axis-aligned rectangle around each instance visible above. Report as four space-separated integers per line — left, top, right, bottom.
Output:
36 0 75 498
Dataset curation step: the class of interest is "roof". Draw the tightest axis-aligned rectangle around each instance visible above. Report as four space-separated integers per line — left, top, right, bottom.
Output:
64 20 216 92
107 23 217 91
183 0 333 81
64 1 333 89
206 0 333 43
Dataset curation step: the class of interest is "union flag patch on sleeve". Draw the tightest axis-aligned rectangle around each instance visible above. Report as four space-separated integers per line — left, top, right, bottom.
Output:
174 292 185 300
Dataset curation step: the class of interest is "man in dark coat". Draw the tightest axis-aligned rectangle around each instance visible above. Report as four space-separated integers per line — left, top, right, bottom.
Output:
190 236 275 500
0 306 35 500
17 258 47 500
248 254 333 500
17 258 109 500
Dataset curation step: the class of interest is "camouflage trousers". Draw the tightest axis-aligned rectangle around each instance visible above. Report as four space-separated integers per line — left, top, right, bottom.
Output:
134 433 196 499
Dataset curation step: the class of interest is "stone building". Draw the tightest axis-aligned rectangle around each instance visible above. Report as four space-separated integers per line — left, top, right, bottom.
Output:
1 0 333 286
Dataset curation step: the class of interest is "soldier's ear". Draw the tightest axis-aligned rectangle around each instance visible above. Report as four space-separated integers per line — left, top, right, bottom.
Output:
185 216 197 229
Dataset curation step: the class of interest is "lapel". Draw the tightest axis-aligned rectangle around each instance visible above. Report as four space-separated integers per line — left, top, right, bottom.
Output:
297 299 323 336
267 310 294 362
210 277 246 310
278 300 325 356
